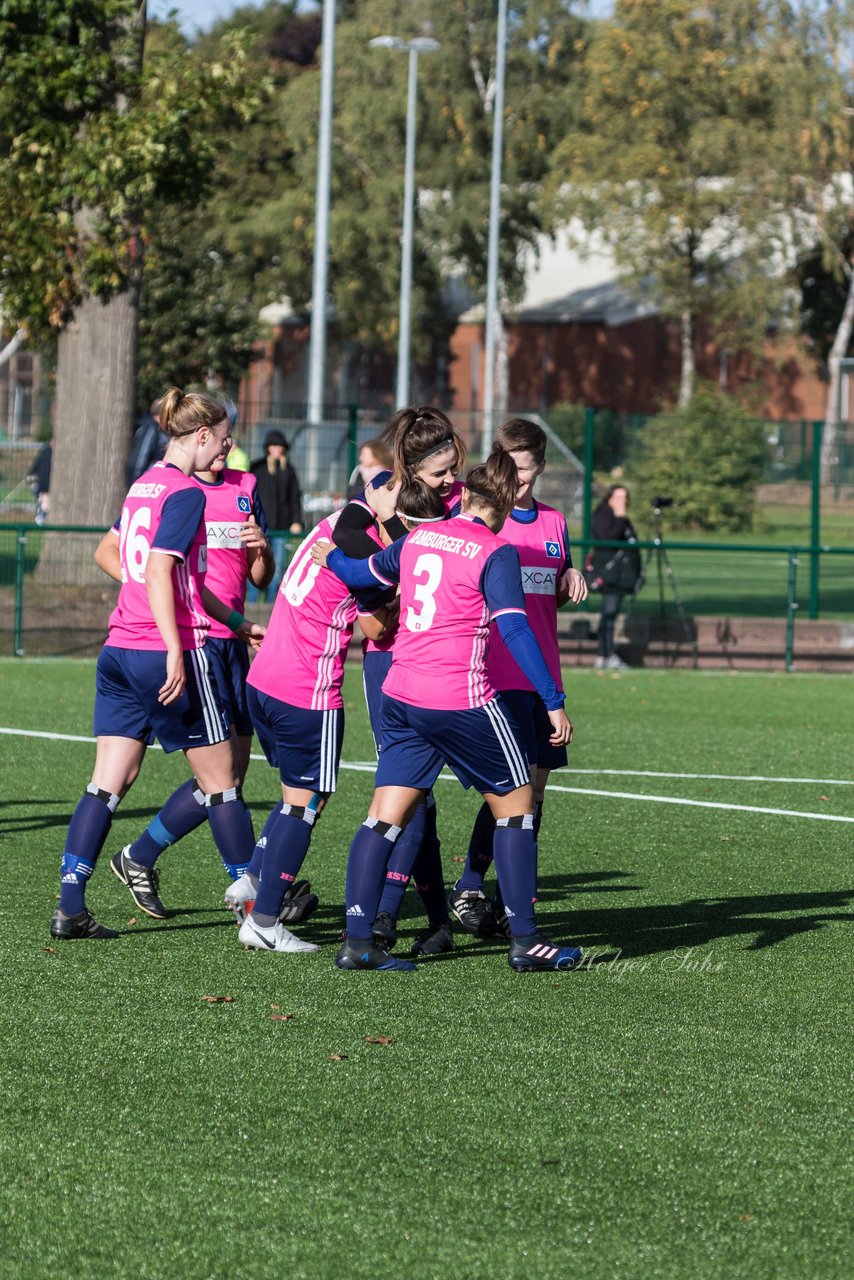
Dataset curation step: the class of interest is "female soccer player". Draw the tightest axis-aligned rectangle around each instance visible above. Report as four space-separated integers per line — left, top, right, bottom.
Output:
50 389 264 940
95 425 277 919
330 407 469 955
314 447 583 973
230 503 395 955
447 418 587 935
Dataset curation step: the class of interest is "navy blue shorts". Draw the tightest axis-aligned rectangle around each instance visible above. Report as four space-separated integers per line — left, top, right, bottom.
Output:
499 689 568 772
247 687 344 793
375 694 530 796
206 636 252 737
362 649 393 754
93 646 229 753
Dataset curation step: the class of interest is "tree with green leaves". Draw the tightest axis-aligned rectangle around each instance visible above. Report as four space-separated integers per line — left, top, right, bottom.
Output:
632 383 768 532
0 2 261 526
547 0 828 408
199 0 586 404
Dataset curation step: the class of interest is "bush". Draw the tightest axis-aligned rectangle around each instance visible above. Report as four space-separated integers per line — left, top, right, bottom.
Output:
631 385 768 532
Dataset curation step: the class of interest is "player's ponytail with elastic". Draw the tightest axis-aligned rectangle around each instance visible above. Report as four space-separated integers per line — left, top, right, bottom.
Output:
159 387 229 439
395 478 446 526
463 445 518 521
390 406 467 485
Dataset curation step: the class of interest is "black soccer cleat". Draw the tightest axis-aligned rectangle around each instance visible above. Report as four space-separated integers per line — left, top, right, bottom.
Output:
278 879 319 925
335 938 416 972
484 897 513 939
372 911 398 949
50 908 118 940
447 888 498 936
508 936 583 973
410 922 455 956
110 846 167 919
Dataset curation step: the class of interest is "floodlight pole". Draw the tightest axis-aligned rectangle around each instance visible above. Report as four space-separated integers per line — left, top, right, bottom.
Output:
306 0 336 482
370 35 440 408
482 0 507 449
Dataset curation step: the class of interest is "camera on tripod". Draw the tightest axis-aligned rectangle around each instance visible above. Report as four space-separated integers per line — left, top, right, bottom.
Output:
652 495 674 510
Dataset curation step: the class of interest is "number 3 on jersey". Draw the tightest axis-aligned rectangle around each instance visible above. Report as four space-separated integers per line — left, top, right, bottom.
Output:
405 553 442 632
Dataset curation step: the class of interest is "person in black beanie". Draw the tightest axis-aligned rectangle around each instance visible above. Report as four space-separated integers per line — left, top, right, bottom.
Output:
248 430 304 602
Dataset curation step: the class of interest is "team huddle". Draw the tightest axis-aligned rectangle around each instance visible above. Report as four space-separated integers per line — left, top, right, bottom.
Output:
51 391 588 972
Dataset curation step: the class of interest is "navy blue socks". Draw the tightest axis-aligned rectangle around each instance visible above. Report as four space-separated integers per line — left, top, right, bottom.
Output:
128 778 207 869
252 804 317 925
344 818 402 941
491 815 537 937
204 787 256 882
59 784 121 916
411 799 449 924
456 801 496 891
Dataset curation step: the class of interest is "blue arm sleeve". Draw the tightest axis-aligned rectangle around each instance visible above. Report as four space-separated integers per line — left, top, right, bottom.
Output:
151 489 206 559
326 539 403 590
482 546 564 709
494 614 565 710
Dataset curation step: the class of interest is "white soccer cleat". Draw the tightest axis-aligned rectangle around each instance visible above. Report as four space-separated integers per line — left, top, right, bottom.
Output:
225 872 257 905
238 916 320 954
225 873 257 923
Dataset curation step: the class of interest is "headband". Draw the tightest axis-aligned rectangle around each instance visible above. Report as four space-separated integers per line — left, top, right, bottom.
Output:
409 436 455 466
395 511 446 523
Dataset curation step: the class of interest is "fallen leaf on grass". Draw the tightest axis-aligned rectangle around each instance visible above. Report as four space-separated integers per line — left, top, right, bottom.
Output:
42 947 56 954
127 917 138 926
819 795 829 802
451 856 465 863
200 995 236 1004
271 1014 294 1022
328 1053 348 1061
271 1004 279 1010
365 1036 396 1046
738 1214 756 1222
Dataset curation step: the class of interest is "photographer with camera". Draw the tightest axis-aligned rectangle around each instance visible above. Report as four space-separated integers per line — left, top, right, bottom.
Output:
587 484 641 670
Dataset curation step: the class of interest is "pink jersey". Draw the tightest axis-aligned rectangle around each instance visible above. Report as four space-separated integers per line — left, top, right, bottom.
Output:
247 511 361 711
193 468 258 640
108 462 209 651
487 503 569 693
362 481 462 657
380 514 522 711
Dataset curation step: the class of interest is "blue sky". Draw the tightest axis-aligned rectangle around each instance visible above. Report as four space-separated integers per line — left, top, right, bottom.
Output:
152 0 309 38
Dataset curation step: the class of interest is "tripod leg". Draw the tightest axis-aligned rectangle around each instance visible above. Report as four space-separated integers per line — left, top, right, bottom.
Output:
659 547 699 667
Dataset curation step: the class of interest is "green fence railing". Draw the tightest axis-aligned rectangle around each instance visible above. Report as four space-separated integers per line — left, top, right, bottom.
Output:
1 522 851 668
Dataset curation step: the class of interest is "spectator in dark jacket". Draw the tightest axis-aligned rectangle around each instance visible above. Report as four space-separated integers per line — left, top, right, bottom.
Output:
28 442 52 525
126 398 167 486
247 430 303 602
590 484 640 670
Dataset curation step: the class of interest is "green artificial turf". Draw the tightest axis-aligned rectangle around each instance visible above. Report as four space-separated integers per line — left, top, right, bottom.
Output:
0 661 852 1279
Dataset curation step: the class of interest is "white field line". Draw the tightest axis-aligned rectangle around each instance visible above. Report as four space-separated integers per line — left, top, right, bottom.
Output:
3 725 854 825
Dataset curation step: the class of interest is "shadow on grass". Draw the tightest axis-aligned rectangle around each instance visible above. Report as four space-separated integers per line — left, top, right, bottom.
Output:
535 887 854 956
0 804 165 834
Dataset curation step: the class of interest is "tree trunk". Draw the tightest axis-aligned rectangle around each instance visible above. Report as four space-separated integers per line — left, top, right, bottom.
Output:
821 261 854 486
37 285 139 583
678 309 695 407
